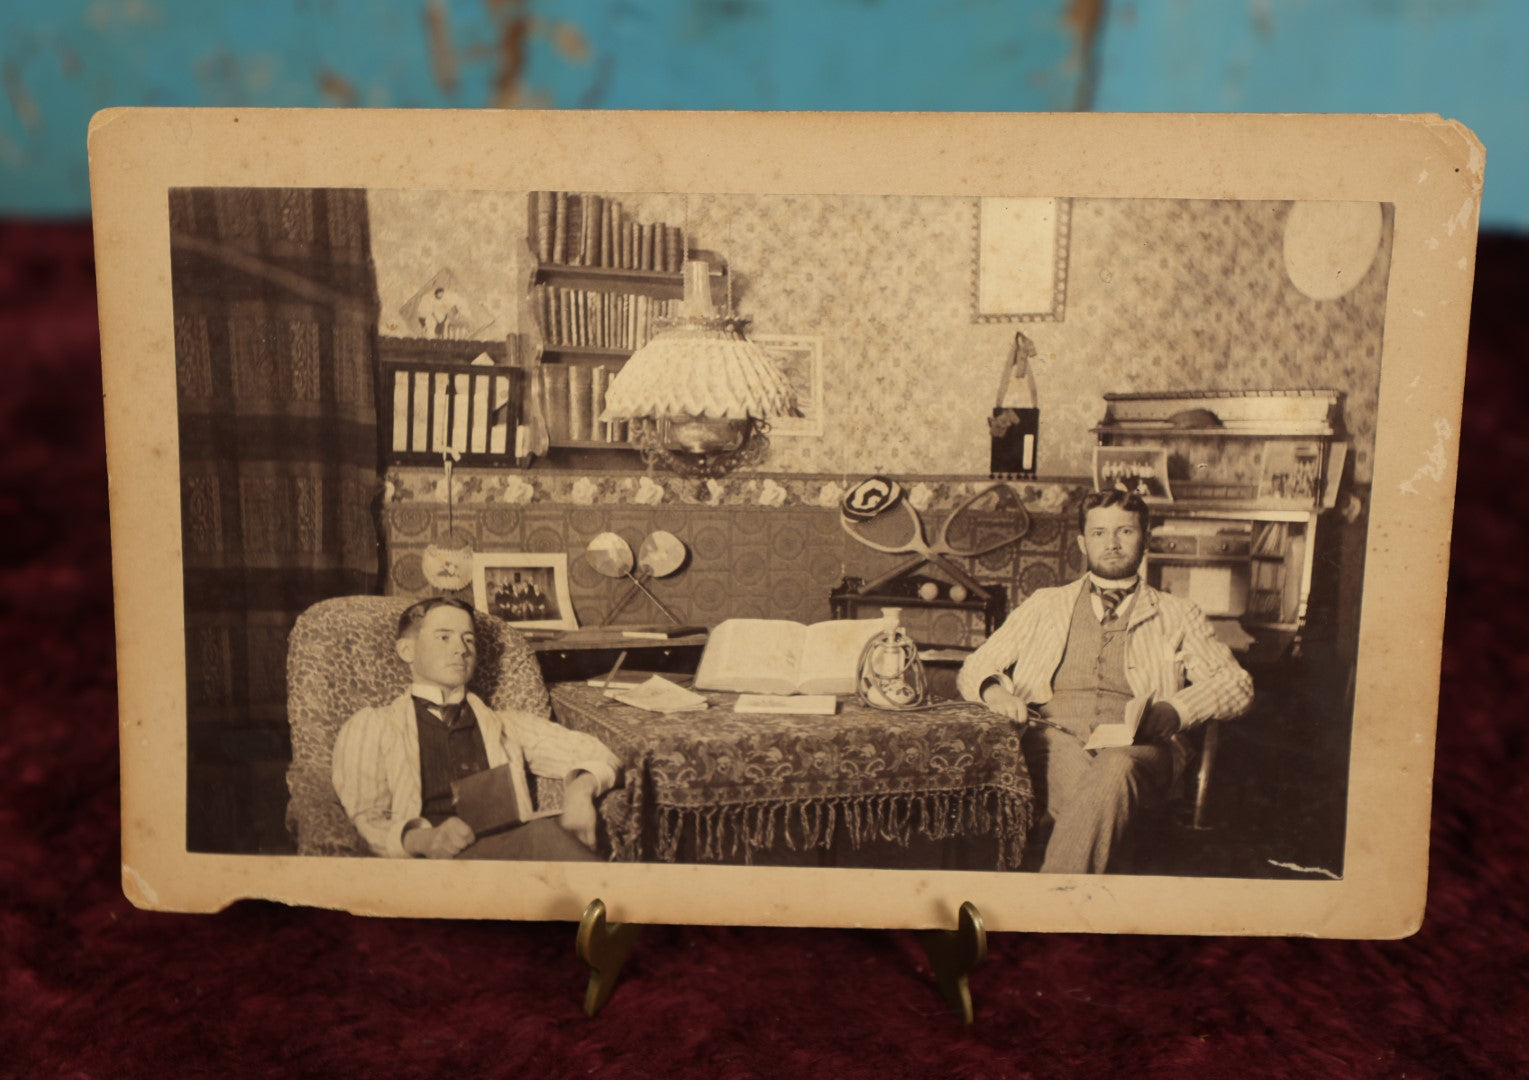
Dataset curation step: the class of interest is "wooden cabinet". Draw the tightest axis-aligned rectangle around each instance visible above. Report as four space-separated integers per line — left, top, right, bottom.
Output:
1094 390 1347 663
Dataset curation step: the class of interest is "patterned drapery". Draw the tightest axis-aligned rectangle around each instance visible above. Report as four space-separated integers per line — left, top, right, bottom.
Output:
170 187 382 852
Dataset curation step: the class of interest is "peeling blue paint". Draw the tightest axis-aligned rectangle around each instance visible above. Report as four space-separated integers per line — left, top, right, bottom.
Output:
1093 0 1524 230
0 0 1522 227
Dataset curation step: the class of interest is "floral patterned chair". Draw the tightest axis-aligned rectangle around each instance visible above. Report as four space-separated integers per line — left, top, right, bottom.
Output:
283 595 557 856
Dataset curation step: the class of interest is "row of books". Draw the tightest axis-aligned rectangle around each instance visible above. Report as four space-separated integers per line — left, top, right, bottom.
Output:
1250 521 1288 557
535 363 633 446
529 191 686 271
1246 534 1302 622
536 285 676 351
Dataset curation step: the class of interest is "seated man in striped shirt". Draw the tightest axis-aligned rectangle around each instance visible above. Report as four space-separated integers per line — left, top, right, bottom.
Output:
332 597 621 860
957 491 1253 873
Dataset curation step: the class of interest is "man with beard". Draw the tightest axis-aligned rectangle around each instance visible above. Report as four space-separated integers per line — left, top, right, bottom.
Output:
332 597 620 860
957 491 1253 873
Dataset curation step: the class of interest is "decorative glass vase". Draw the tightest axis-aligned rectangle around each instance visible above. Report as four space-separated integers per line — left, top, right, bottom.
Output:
856 607 928 710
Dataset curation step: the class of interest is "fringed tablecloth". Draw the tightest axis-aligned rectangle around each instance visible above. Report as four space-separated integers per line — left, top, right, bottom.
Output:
552 684 1034 869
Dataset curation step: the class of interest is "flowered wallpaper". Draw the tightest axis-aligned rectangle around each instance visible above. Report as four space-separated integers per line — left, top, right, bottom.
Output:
369 190 1392 485
673 194 1391 484
368 189 527 342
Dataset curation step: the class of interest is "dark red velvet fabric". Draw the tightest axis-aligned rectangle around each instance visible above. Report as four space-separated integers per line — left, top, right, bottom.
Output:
2 222 1525 1077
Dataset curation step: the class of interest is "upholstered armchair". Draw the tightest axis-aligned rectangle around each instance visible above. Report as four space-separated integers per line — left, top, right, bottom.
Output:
283 595 556 856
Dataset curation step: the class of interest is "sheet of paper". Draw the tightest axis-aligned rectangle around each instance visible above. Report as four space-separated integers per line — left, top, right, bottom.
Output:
607 675 709 713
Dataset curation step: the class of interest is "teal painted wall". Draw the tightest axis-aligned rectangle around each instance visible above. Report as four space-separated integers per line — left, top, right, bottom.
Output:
1092 1 1525 230
2 0 1522 228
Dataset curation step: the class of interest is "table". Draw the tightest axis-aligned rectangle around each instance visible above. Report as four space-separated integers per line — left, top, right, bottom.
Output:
550 683 1035 870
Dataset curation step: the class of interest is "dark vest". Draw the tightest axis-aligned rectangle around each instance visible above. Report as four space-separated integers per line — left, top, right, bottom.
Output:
413 698 492 825
1037 585 1135 739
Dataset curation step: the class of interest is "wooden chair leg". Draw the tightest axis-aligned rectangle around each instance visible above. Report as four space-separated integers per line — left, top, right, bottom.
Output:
1191 719 1221 830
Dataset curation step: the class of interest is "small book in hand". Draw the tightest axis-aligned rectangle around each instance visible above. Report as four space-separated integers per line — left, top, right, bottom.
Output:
451 764 527 839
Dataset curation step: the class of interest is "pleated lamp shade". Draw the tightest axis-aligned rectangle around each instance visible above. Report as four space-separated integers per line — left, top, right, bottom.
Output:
600 260 799 424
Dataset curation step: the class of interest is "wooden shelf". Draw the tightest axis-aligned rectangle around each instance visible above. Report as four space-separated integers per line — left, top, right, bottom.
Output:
546 438 636 450
1093 424 1335 439
1145 500 1319 521
539 345 634 362
533 262 720 299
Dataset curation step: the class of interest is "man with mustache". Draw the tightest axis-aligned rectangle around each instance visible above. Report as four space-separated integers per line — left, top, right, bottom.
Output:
332 597 620 860
958 491 1253 873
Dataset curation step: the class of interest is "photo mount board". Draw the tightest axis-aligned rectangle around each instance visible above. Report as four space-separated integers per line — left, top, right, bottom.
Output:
92 108 1481 937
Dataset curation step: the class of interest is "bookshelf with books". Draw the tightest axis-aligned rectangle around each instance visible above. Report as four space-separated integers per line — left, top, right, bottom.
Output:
522 190 726 466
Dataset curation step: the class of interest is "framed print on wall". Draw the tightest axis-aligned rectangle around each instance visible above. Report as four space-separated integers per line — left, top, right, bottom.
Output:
752 334 823 437
973 196 1070 322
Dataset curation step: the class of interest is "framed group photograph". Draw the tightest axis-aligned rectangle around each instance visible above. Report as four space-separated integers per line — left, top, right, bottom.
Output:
94 108 1479 939
473 552 577 631
1093 445 1173 500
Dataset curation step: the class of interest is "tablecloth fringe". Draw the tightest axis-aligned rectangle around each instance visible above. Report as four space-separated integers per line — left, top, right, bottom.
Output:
652 787 1032 869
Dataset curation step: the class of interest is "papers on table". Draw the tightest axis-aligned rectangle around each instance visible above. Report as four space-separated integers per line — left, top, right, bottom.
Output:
605 675 709 713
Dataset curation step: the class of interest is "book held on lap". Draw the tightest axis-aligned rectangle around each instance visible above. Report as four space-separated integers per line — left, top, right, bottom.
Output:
694 615 895 695
450 764 559 838
1084 694 1152 751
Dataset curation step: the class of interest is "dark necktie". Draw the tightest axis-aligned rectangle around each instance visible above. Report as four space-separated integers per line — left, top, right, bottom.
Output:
1095 585 1133 623
415 697 467 727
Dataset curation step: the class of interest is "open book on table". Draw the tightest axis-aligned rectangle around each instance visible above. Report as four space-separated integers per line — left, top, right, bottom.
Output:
694 614 895 696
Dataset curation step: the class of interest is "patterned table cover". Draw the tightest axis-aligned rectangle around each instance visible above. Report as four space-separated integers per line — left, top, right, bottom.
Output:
552 683 1034 869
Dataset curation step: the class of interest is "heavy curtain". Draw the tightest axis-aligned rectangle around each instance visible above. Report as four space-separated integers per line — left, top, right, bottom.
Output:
170 188 382 852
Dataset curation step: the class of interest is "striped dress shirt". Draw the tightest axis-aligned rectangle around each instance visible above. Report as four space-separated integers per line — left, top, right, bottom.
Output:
956 576 1254 729
332 690 621 857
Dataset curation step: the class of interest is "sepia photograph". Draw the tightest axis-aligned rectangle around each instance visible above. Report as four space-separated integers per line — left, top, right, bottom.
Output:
473 553 575 630
94 109 1476 935
175 182 1382 881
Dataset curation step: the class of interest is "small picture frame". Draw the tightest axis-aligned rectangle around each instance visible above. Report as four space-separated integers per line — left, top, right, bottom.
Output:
752 334 824 437
1093 446 1173 500
1258 440 1324 504
396 267 495 341
472 552 577 631
973 196 1070 322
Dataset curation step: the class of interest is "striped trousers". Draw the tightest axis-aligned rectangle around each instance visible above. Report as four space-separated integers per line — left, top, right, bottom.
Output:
1023 726 1183 874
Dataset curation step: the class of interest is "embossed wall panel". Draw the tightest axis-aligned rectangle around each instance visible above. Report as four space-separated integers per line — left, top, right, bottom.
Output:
383 471 1083 645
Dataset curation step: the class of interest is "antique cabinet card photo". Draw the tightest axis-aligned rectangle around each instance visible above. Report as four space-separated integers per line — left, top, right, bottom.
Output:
91 109 1481 937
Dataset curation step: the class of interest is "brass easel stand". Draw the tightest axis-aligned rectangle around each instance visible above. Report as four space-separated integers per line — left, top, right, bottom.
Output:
576 898 988 1023
575 899 643 1017
914 901 988 1024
